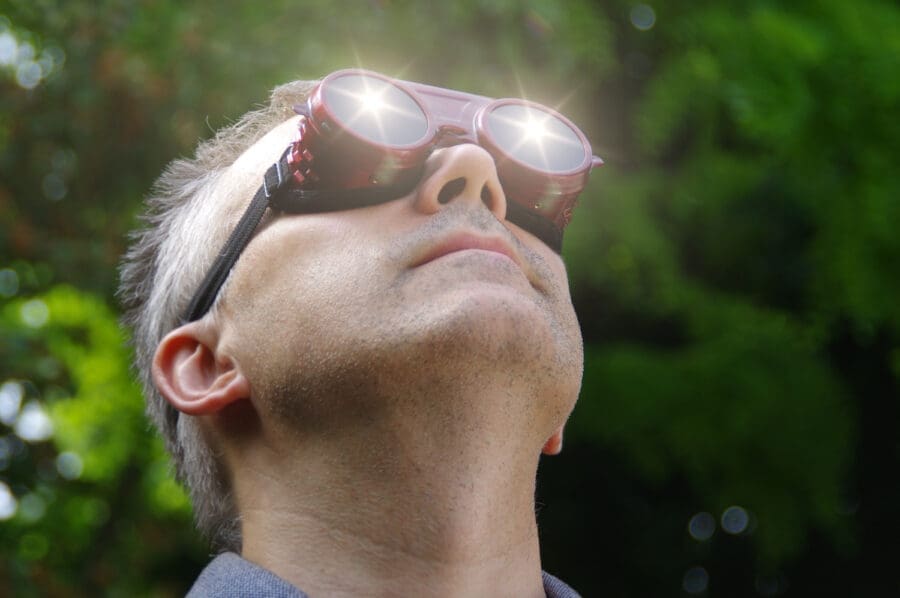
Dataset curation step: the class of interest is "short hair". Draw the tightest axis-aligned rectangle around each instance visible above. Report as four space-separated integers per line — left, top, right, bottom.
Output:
118 79 317 552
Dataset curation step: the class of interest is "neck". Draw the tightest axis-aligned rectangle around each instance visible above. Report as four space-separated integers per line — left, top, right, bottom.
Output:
232 388 548 597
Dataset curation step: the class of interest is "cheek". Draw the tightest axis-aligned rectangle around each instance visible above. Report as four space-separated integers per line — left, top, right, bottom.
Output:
514 225 584 370
217 217 387 362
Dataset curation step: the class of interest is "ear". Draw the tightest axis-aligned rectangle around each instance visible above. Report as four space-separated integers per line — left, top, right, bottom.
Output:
542 426 564 456
152 320 250 416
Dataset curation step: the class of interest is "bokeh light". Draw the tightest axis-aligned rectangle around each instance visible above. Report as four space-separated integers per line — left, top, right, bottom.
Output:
683 566 709 595
755 573 787 596
721 505 750 535
0 380 24 424
0 31 15 64
630 4 656 31
18 492 46 523
15 60 41 89
0 17 65 90
56 451 84 480
42 172 67 201
688 511 716 541
0 480 17 520
14 401 54 442
0 268 18 296
20 298 49 328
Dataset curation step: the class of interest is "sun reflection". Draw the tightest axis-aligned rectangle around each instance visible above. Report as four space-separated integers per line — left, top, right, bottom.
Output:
325 75 427 146
524 116 548 142
489 107 583 171
359 89 385 113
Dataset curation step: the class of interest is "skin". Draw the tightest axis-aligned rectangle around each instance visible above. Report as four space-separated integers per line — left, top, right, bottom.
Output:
153 116 583 597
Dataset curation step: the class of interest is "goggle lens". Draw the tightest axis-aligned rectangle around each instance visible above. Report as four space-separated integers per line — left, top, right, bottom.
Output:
485 103 586 173
322 74 429 146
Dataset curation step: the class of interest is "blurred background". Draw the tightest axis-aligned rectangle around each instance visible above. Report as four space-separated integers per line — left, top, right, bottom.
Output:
1 0 898 595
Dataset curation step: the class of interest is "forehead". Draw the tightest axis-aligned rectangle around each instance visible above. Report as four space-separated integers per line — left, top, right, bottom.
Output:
216 115 303 222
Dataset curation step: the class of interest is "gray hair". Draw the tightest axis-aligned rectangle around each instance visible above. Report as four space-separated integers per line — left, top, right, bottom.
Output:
118 79 317 552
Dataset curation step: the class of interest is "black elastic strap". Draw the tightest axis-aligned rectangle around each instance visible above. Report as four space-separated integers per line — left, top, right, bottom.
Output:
270 177 421 214
182 185 270 323
181 148 295 322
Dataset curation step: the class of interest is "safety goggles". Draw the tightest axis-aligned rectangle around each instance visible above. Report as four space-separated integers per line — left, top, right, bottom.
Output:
183 69 602 323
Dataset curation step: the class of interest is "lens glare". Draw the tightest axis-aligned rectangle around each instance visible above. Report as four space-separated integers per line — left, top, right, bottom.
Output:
323 74 428 147
486 104 585 172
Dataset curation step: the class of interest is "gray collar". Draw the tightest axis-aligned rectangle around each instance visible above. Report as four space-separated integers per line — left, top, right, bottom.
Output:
188 552 581 597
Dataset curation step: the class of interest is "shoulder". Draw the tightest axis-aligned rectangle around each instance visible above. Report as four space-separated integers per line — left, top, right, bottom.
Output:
542 570 582 598
187 552 309 598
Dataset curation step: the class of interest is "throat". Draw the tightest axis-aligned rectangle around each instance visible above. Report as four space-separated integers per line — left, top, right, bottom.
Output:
236 421 546 597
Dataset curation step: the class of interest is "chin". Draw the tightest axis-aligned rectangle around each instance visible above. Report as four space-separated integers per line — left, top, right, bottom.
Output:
431 288 582 428
391 284 581 379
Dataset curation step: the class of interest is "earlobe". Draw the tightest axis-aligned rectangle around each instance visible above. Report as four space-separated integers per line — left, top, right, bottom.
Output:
152 321 250 416
542 426 564 456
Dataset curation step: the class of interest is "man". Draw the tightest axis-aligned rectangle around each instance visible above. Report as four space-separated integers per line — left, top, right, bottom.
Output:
120 70 598 597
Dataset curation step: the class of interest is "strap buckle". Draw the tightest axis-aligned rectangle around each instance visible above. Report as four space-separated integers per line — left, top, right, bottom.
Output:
263 147 294 198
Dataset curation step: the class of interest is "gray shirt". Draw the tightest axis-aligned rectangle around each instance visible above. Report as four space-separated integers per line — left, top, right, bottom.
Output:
187 552 581 597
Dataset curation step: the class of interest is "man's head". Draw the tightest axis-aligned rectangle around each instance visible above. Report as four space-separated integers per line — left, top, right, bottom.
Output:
119 75 588 552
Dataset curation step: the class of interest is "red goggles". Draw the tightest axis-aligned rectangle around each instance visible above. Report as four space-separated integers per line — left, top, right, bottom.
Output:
183 69 602 322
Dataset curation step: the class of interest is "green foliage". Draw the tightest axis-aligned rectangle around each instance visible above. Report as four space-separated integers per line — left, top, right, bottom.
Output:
576 305 854 562
563 0 898 572
0 286 199 595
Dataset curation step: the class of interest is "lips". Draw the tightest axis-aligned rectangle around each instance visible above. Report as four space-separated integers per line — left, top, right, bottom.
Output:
412 232 524 270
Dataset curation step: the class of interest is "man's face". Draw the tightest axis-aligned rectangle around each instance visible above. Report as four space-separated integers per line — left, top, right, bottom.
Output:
212 116 583 446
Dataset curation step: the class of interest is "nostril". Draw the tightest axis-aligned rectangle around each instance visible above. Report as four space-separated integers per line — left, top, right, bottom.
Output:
480 184 493 209
437 178 466 204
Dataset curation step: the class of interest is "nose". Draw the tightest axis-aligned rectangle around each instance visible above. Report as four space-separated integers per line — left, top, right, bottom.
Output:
413 144 507 220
